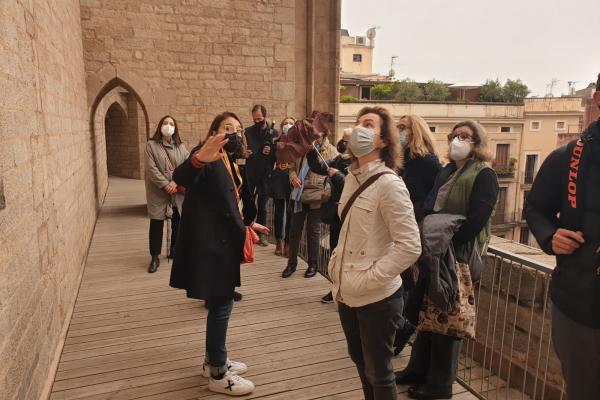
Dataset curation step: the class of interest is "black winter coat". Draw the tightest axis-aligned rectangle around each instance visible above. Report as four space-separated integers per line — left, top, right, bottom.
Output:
525 120 600 328
170 148 257 302
244 123 277 196
267 137 292 200
401 151 441 222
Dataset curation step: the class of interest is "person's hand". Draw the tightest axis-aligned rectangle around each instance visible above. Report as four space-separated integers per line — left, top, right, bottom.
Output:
262 145 271 155
194 133 227 163
251 222 270 235
552 229 585 255
165 181 177 194
327 168 338 177
242 148 253 158
291 177 302 188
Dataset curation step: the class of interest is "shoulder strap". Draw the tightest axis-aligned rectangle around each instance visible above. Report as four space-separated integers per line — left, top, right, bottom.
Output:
340 171 395 224
561 138 587 230
158 143 176 172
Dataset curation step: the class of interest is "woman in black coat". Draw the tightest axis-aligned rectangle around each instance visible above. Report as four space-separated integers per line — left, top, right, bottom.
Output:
170 111 269 396
393 115 442 356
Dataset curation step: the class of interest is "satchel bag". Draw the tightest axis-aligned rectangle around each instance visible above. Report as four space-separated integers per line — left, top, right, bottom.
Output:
299 180 331 204
417 261 476 339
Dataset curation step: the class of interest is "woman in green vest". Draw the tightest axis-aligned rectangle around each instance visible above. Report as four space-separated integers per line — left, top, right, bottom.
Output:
396 120 499 400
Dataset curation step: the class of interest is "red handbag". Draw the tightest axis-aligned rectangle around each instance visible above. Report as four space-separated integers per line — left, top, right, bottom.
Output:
242 226 259 263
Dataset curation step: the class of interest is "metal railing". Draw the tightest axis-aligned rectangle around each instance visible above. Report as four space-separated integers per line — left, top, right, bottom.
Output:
458 245 565 400
265 202 565 399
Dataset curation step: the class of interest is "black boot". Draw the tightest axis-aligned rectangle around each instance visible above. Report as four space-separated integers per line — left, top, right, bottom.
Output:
148 255 160 273
395 370 426 385
281 265 296 278
407 385 452 399
167 247 175 260
304 265 317 278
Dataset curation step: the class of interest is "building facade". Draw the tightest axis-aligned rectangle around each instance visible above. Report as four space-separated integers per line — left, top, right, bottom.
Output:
515 97 585 246
0 1 341 399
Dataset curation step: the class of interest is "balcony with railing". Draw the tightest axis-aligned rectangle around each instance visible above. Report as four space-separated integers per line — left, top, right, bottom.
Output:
279 205 565 400
493 158 518 180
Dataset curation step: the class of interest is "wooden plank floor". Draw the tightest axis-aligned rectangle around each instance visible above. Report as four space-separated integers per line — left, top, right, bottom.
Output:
50 177 476 400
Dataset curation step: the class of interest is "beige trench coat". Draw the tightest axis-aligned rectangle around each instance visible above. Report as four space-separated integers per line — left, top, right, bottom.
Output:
144 139 189 220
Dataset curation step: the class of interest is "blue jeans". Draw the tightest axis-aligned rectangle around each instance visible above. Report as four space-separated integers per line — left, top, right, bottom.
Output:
205 299 234 377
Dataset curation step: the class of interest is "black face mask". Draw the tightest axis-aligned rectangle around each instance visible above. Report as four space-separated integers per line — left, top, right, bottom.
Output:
337 140 348 154
224 133 242 154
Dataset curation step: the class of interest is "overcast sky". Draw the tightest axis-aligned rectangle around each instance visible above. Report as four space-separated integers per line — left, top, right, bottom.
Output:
342 0 600 96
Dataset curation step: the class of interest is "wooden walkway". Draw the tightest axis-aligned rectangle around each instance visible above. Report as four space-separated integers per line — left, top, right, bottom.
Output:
49 178 476 400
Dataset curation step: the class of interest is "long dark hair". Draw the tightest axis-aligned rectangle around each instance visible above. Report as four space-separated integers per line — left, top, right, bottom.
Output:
151 115 182 146
204 111 247 156
356 106 403 170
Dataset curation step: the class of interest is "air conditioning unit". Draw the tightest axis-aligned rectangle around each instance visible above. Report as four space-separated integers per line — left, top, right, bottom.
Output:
355 36 366 45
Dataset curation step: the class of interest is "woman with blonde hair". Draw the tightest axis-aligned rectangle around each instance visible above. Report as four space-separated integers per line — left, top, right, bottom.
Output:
393 115 441 355
397 115 442 222
396 120 498 400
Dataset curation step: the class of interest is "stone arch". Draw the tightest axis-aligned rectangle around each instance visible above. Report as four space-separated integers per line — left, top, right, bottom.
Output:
88 66 151 205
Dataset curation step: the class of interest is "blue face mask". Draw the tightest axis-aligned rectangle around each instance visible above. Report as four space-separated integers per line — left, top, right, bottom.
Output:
282 123 293 135
398 130 408 147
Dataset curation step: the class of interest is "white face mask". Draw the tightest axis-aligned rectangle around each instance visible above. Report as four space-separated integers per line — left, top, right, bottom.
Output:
282 123 293 135
348 126 376 158
449 137 472 161
161 124 175 138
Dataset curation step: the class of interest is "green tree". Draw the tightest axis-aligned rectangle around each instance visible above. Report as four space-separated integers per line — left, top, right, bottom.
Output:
479 79 504 102
393 79 424 101
371 83 395 100
424 79 451 101
340 95 359 103
503 79 530 103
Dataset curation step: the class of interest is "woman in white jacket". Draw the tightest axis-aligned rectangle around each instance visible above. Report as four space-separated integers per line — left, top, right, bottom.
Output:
328 106 421 400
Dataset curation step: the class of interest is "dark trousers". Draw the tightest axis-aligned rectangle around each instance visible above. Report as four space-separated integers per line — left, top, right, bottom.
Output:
205 298 234 377
552 304 600 400
394 273 427 351
338 293 404 400
329 219 341 250
256 193 269 227
405 331 461 392
149 208 180 256
286 202 320 269
273 198 289 241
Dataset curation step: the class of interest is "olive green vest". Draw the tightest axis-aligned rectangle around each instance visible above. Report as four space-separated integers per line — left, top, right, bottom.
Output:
442 159 495 248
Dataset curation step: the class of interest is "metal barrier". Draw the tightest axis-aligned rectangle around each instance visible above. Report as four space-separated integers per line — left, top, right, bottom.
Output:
265 201 565 399
458 245 565 400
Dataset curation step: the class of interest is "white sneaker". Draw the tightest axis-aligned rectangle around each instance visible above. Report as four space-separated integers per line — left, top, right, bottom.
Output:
202 359 248 378
208 371 255 396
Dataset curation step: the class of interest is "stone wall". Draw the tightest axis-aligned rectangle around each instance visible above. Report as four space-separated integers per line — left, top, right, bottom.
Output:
0 1 98 399
81 0 340 149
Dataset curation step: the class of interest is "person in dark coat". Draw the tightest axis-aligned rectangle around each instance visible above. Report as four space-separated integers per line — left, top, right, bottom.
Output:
306 133 352 303
244 104 278 246
268 117 295 256
524 73 600 400
170 111 269 396
393 115 442 355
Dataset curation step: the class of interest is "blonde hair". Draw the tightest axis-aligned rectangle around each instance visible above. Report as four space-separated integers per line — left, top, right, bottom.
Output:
450 120 493 162
400 115 437 159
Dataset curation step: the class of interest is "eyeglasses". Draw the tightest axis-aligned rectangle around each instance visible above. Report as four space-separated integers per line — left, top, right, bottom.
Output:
447 132 474 142
396 124 411 131
224 125 243 135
